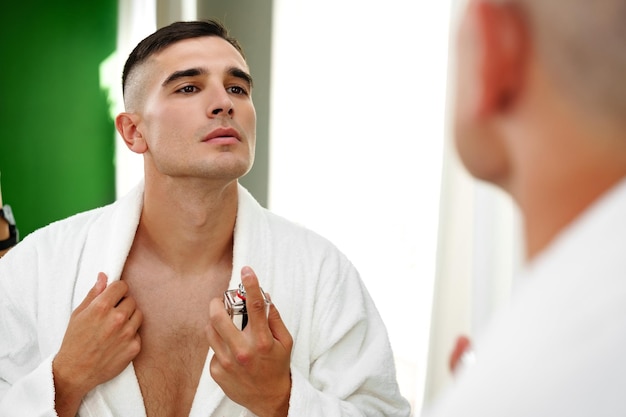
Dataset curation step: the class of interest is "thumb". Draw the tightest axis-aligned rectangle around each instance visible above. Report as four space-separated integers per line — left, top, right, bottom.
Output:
75 272 108 313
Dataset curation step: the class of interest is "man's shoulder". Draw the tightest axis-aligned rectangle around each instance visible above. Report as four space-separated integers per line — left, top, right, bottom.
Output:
261 208 358 267
40 203 111 232
18 202 117 251
24 182 143 244
0 203 116 273
238 185 343 251
263 208 335 244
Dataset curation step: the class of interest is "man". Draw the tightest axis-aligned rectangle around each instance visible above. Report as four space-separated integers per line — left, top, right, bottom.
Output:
0 20 410 417
423 0 626 415
0 177 18 258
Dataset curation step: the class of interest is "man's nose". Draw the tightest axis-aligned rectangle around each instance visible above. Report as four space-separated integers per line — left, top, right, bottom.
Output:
207 88 234 118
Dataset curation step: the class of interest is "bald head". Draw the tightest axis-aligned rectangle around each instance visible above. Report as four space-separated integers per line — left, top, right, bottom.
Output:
454 0 626 258
491 0 626 123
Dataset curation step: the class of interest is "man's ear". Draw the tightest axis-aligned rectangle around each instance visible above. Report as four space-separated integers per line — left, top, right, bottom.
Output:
115 112 148 154
473 0 528 117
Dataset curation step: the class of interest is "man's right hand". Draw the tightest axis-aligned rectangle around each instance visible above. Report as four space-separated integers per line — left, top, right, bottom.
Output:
52 272 143 417
449 335 474 375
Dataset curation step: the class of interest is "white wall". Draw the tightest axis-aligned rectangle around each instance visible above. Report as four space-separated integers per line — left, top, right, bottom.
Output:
269 1 453 412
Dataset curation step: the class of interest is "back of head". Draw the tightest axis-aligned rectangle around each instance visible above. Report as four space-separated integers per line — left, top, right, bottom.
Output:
454 0 626 258
504 0 626 123
121 19 245 99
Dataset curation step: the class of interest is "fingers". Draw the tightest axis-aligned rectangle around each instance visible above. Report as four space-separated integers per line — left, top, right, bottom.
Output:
101 280 131 307
449 335 473 374
75 272 108 313
207 267 272 352
95 272 107 293
128 305 143 332
240 266 269 332
207 270 293 416
206 298 235 360
208 266 289 354
55 273 143 399
267 303 293 350
76 273 131 317
114 293 139 322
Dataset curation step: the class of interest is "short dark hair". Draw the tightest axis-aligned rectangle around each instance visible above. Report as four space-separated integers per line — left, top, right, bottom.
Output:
121 19 245 97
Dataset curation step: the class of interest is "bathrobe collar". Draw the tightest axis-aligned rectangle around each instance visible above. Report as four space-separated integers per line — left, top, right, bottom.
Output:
73 180 271 416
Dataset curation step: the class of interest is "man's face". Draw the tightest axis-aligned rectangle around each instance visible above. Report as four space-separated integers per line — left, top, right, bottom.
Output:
132 36 256 182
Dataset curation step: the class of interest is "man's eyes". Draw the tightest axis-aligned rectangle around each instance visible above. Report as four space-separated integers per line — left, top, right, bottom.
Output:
227 85 249 96
177 85 199 94
175 84 249 95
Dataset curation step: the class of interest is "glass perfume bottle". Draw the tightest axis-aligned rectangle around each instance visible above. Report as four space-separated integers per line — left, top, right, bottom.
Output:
224 282 270 330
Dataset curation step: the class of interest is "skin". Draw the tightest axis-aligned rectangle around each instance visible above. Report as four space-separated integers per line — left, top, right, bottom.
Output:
0 186 13 258
449 0 626 372
52 36 293 417
448 335 472 374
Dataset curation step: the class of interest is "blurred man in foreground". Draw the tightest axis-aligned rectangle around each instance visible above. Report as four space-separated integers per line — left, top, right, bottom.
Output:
0 175 18 258
424 0 626 415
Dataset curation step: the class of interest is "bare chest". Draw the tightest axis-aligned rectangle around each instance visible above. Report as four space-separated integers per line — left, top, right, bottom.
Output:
133 324 209 417
122 262 230 417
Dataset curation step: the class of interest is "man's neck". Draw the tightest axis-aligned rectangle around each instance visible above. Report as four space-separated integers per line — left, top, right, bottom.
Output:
521 154 626 261
136 179 239 275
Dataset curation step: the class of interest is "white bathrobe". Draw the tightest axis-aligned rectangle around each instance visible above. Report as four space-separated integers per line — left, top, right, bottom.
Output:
0 182 410 417
422 178 626 417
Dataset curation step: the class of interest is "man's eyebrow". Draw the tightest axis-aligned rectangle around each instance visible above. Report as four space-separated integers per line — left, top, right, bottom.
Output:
229 67 254 88
161 67 208 87
160 66 254 89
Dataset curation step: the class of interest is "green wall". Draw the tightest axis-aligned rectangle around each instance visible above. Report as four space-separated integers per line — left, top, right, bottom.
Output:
0 0 118 239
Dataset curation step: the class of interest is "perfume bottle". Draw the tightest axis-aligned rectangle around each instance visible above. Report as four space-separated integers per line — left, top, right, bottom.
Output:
224 282 270 330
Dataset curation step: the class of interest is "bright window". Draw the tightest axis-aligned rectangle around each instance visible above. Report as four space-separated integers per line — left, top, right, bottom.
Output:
269 1 453 412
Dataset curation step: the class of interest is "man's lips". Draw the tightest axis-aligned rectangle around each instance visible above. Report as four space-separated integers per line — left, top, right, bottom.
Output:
203 127 241 144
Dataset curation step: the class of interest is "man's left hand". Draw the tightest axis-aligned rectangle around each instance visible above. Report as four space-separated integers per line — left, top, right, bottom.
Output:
207 266 293 417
